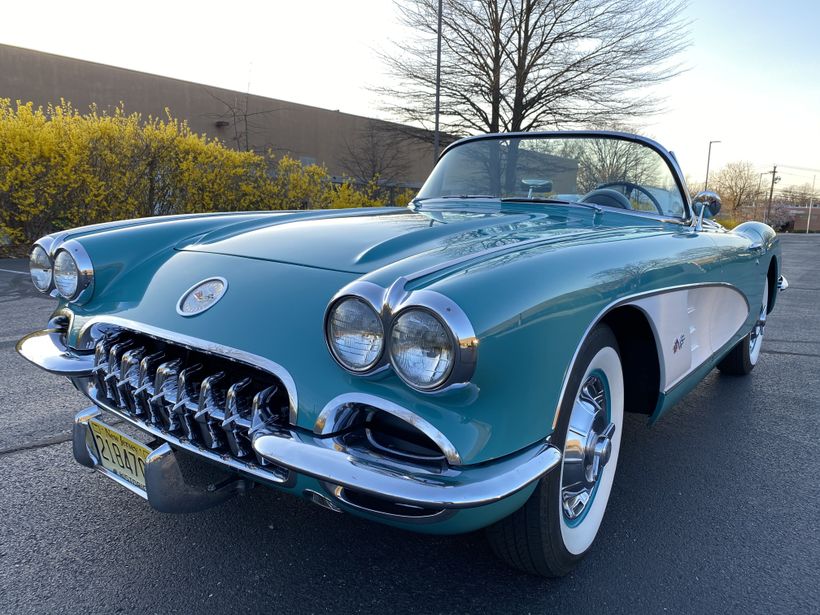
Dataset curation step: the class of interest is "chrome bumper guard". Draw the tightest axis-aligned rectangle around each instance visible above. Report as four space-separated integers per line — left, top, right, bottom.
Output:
26 328 563 511
73 408 251 513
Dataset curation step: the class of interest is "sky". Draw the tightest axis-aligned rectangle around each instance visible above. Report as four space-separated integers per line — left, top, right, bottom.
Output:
1 0 818 189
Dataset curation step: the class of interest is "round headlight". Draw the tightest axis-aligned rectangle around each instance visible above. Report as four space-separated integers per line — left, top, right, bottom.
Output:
29 245 53 292
389 309 455 390
326 297 384 372
53 250 80 299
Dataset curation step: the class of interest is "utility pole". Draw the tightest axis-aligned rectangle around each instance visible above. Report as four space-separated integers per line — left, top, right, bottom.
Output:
807 174 816 233
433 0 443 162
766 164 779 224
753 172 767 220
704 140 721 191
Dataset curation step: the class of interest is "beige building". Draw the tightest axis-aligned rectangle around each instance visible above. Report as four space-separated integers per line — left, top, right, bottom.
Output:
0 43 434 187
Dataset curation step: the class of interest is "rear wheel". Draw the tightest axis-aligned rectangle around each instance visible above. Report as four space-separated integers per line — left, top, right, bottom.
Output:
717 278 769 375
486 324 624 577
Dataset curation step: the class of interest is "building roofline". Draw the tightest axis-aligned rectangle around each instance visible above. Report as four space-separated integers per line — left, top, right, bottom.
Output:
0 42 426 132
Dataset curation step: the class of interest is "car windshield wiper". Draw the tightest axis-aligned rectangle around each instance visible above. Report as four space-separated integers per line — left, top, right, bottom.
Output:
500 197 603 213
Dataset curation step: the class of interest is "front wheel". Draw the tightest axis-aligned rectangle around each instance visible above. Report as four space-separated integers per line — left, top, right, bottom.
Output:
486 324 624 577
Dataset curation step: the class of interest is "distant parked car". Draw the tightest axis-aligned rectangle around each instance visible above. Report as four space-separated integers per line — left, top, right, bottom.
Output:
18 131 787 576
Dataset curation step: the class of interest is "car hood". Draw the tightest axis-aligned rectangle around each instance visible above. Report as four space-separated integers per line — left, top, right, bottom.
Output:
180 205 663 276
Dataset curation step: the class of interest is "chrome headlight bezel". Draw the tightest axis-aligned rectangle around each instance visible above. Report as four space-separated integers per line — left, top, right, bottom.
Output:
324 295 386 373
388 306 457 391
323 282 478 392
29 243 53 293
52 239 94 303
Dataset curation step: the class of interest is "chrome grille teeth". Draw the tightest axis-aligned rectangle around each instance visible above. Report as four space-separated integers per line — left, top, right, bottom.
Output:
116 347 145 413
104 340 135 406
195 372 227 449
91 338 110 397
89 329 290 474
132 351 166 417
222 378 254 458
172 364 203 441
249 385 279 466
149 359 182 429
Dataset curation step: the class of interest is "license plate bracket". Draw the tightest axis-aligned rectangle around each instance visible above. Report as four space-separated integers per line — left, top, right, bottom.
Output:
88 418 152 491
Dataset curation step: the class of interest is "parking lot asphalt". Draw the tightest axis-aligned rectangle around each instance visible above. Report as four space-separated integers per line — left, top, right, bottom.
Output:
1 235 819 614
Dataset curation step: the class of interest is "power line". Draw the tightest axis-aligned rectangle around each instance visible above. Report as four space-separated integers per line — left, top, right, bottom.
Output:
778 164 820 173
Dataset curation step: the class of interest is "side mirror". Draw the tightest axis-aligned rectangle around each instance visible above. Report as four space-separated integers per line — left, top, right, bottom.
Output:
522 179 553 198
692 191 721 219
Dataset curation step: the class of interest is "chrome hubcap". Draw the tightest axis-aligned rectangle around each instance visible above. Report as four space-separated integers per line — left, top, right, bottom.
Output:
561 374 616 521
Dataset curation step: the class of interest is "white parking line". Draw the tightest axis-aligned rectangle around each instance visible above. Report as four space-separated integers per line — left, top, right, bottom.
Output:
0 268 27 276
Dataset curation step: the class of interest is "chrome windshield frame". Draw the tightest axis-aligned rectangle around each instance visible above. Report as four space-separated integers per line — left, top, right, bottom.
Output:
421 130 693 223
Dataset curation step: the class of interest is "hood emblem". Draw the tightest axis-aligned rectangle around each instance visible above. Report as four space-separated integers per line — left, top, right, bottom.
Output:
177 277 228 316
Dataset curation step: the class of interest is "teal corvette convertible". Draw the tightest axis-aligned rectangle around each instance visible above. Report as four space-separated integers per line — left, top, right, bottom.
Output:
18 131 786 577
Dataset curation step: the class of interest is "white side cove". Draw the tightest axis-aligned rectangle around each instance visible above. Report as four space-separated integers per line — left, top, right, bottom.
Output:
629 285 749 391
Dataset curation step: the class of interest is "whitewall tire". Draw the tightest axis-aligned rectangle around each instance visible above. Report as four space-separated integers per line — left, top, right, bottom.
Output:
487 324 624 576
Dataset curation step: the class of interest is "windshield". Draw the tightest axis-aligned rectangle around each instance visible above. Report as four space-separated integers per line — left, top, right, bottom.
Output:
417 135 687 218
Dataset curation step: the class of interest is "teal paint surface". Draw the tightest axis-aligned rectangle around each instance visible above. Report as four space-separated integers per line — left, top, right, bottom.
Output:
37 140 781 533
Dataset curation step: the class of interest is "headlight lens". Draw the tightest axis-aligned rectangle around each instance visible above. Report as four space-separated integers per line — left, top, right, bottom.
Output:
327 298 384 371
389 309 455 389
29 245 52 292
53 250 80 299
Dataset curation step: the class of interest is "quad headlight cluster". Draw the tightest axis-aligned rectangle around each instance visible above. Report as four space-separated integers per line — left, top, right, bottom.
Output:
325 289 476 392
29 239 94 303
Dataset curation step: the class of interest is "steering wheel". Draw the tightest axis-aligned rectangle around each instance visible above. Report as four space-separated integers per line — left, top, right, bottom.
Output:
595 181 664 214
579 188 633 210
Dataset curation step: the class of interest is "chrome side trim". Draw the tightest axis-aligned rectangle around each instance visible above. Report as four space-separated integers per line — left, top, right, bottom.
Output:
17 328 95 376
314 392 463 465
77 316 298 425
551 282 750 430
253 430 560 509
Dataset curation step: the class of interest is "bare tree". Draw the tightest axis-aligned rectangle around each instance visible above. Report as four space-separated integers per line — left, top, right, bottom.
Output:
340 121 412 184
572 137 660 193
712 161 760 213
379 0 689 137
778 182 816 208
204 90 281 153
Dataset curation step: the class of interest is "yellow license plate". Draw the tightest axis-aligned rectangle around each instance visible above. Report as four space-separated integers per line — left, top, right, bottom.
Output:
89 419 152 490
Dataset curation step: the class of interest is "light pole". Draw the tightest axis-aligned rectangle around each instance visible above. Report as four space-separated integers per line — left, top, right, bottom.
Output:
433 0 443 162
704 140 721 191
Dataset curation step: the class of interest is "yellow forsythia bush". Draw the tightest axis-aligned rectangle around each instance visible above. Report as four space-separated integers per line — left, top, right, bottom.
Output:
0 99 405 248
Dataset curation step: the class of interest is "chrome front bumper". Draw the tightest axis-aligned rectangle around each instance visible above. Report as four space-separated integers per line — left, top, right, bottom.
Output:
252 430 560 509
20 328 562 511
